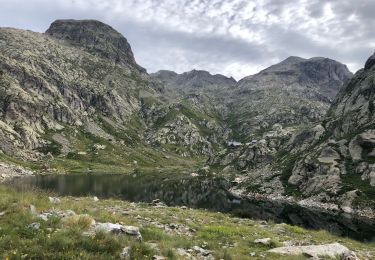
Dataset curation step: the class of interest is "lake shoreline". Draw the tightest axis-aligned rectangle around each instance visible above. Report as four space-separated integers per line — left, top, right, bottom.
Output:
7 171 375 241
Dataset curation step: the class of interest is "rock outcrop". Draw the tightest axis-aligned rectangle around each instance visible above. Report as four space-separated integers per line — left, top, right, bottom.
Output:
229 56 352 139
268 243 354 259
285 51 375 210
0 20 154 159
46 19 146 73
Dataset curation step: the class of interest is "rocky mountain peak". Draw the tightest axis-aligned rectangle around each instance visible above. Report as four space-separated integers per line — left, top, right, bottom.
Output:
176 70 236 88
151 69 236 91
151 70 178 81
364 52 375 70
239 56 352 99
45 19 146 73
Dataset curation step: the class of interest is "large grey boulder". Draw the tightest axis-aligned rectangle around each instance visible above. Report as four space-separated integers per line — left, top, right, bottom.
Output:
268 243 353 258
94 222 142 241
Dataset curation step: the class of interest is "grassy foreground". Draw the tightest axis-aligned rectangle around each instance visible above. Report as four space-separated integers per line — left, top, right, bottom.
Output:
0 185 373 260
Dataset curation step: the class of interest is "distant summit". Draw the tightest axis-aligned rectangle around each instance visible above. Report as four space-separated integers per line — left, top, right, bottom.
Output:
151 69 236 91
239 56 352 99
46 19 146 73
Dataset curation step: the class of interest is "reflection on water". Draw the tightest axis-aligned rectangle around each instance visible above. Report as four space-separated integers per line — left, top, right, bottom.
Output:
10 173 375 242
11 173 168 200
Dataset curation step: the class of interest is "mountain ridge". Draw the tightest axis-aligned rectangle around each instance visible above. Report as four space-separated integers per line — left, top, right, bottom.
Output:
1 18 373 217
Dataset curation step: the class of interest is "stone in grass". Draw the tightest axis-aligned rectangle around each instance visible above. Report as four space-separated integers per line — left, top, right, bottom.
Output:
176 248 192 258
38 210 76 221
94 222 142 241
341 251 360 260
48 197 61 204
27 222 41 230
268 242 355 259
254 238 271 246
120 246 131 259
29 204 37 215
152 256 166 260
193 246 212 256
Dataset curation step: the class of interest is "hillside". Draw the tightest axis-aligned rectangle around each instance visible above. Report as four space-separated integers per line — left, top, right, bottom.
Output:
285 52 375 209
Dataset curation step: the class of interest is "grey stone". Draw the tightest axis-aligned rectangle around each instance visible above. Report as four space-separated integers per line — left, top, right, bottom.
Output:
268 243 351 258
48 197 61 204
120 247 131 259
28 222 40 230
254 238 271 246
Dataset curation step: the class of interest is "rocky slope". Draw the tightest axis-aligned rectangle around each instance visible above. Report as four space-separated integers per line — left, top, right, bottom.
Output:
207 57 352 180
227 56 352 140
0 20 150 157
215 52 375 217
0 19 209 174
285 52 375 209
145 70 236 156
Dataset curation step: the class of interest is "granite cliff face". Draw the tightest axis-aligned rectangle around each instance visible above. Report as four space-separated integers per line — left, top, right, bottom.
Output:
0 24 151 159
46 19 146 73
284 52 375 209
227 57 352 140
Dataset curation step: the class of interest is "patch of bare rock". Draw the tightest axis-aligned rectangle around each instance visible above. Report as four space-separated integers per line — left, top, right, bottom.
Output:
0 162 34 182
268 242 358 259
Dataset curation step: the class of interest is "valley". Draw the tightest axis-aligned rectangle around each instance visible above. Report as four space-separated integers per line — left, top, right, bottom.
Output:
0 19 374 259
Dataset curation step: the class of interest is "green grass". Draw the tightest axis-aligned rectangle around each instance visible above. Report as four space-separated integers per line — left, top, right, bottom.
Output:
0 185 373 259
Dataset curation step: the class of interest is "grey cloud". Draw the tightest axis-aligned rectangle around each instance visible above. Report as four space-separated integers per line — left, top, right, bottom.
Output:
0 0 374 79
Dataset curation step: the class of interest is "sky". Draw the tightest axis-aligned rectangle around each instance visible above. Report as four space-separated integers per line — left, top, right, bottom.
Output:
0 0 374 80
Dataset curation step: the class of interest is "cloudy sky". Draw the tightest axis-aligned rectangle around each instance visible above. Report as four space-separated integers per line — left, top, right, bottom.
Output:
0 0 374 79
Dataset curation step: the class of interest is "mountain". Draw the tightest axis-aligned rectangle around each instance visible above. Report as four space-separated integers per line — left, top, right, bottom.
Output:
207 57 352 172
0 19 203 174
284 52 375 209
1 19 370 214
151 69 236 93
226 56 352 141
46 19 146 73
147 70 235 156
210 52 375 215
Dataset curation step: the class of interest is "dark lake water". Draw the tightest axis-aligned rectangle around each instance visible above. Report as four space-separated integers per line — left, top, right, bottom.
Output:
10 173 375 242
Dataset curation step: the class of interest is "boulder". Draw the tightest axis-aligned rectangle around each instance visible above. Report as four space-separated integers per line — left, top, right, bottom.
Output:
254 238 272 246
94 223 142 241
152 256 166 260
318 146 340 164
29 204 37 215
193 246 212 256
349 138 362 162
341 251 359 260
27 222 41 230
120 246 131 259
38 209 76 221
48 197 61 204
268 242 351 258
